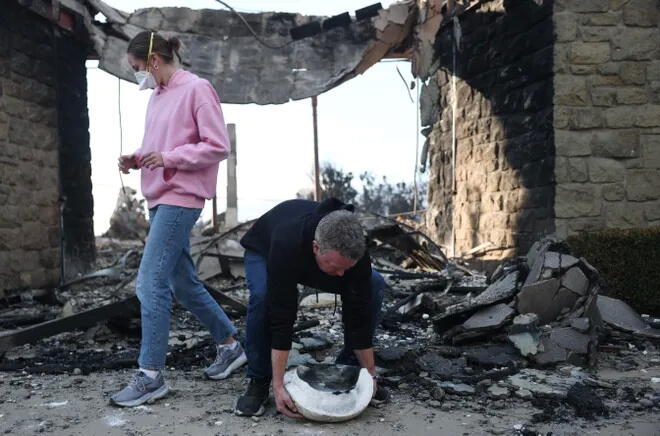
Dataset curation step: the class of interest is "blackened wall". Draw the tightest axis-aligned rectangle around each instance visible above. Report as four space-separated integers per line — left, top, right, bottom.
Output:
57 25 95 280
421 0 555 265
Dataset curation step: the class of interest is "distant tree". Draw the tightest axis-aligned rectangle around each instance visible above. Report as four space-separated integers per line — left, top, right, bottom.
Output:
320 162 358 204
359 172 427 215
297 162 357 203
297 163 427 216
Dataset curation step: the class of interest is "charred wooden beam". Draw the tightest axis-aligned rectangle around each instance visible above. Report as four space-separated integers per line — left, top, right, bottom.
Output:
0 296 139 354
293 319 320 332
202 282 247 316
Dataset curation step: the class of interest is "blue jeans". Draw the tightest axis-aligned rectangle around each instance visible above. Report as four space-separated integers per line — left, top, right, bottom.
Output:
244 249 384 380
136 205 237 370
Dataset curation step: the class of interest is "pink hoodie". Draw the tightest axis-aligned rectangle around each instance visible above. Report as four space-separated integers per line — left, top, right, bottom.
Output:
135 69 229 210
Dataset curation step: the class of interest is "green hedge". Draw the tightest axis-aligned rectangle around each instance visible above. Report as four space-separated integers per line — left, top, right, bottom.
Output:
567 226 660 316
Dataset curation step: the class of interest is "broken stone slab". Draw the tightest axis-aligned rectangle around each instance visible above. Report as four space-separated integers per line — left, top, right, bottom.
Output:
569 317 590 333
533 326 595 367
641 314 660 329
508 332 541 357
472 271 519 306
561 266 589 296
376 346 414 363
439 382 475 395
517 278 584 325
597 296 660 339
510 313 539 331
526 238 554 271
533 334 569 366
432 271 518 327
299 336 333 353
506 368 587 399
464 344 524 368
286 349 318 369
554 287 580 314
462 303 515 331
487 385 509 398
514 388 533 399
517 278 560 324
374 346 420 375
543 252 579 271
416 353 468 381
548 327 591 353
300 293 342 308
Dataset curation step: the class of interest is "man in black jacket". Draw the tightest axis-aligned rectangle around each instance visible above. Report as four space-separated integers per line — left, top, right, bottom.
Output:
233 198 386 418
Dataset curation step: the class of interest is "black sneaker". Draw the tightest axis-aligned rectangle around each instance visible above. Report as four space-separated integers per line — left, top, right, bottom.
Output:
234 378 270 417
371 384 390 406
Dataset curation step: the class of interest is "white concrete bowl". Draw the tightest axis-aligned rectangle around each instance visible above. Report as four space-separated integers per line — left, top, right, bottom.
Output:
284 364 374 422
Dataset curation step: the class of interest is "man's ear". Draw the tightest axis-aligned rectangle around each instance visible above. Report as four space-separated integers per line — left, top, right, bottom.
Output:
312 240 319 254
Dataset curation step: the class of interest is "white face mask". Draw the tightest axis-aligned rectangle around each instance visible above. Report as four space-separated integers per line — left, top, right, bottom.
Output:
134 70 157 90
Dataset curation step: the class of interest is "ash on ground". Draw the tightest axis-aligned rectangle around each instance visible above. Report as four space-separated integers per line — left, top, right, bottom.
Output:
1 224 658 435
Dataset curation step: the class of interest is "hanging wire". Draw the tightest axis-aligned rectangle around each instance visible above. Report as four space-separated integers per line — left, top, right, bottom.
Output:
118 77 127 195
413 77 420 213
214 0 294 50
395 65 414 103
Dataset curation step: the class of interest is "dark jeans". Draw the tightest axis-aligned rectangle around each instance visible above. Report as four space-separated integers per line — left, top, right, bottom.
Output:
243 250 385 380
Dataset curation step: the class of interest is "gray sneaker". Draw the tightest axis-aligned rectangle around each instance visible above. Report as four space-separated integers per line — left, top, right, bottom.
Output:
204 342 247 380
110 371 169 407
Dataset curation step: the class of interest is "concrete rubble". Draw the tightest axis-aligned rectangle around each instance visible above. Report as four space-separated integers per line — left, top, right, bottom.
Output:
597 295 660 339
427 236 605 368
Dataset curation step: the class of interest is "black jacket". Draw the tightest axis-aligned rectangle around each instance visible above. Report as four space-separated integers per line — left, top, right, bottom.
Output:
240 198 373 350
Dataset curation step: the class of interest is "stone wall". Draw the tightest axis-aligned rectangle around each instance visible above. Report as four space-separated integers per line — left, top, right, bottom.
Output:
553 0 660 236
0 1 94 290
421 0 555 264
0 3 61 289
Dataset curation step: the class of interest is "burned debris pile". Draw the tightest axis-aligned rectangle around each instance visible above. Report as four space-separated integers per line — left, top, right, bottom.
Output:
433 236 603 367
1 214 659 427
364 223 659 423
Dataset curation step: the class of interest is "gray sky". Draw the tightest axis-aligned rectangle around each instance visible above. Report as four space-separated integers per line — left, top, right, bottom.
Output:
89 0 423 234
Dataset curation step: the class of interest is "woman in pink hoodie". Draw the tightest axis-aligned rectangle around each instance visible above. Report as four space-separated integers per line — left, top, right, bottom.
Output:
111 31 246 407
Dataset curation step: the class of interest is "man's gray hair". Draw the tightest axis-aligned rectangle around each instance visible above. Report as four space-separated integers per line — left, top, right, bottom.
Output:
314 210 366 260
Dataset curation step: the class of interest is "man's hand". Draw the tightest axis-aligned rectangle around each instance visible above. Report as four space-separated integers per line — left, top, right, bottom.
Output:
118 154 137 174
273 384 302 418
141 152 164 170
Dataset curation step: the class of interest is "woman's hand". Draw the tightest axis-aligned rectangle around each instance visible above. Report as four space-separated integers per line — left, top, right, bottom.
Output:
118 154 137 174
141 152 164 170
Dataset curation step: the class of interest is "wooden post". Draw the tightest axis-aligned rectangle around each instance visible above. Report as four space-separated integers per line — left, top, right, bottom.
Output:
312 96 321 201
226 124 238 228
212 196 218 231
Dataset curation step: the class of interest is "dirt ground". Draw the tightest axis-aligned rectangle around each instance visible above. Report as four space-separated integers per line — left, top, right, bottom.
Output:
0 362 658 436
